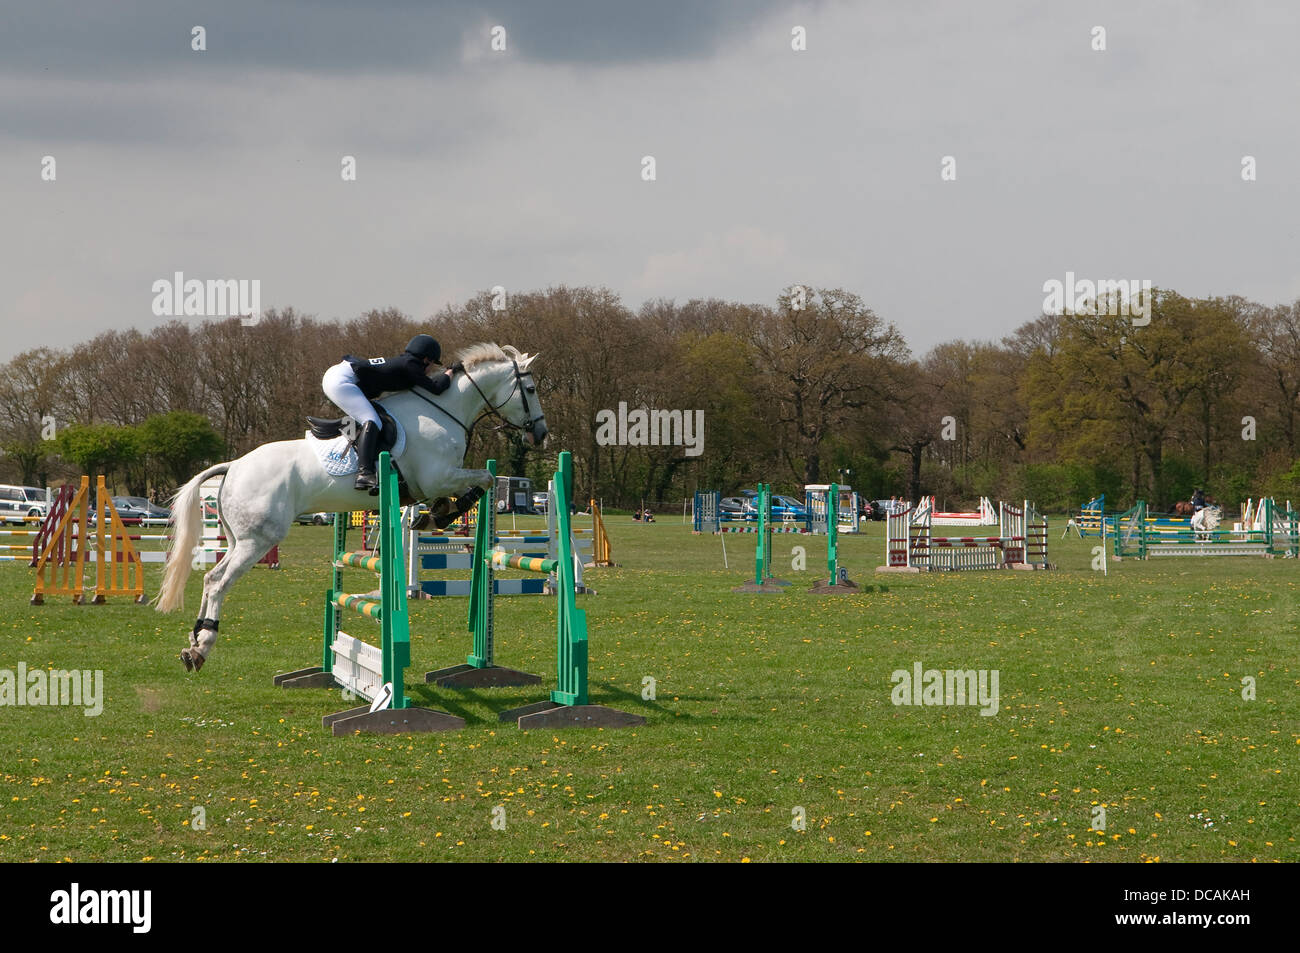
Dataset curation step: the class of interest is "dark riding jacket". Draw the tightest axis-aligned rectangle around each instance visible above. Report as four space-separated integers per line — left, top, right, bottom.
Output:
345 353 451 399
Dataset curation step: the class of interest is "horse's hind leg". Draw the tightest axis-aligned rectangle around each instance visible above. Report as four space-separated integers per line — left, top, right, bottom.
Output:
183 554 231 668
181 534 281 672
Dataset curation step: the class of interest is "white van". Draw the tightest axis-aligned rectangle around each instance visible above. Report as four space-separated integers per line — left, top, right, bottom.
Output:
0 485 50 525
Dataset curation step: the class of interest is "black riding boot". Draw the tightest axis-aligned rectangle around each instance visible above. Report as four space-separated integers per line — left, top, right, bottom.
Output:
353 422 381 495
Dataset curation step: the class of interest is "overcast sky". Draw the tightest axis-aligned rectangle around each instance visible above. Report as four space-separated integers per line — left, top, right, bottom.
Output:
3 0 1298 361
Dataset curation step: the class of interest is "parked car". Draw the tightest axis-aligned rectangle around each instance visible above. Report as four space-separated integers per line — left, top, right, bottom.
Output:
108 497 155 525
719 496 749 515
859 500 875 520
770 494 809 521
117 496 171 522
740 494 808 521
0 485 49 525
295 512 334 525
871 499 903 520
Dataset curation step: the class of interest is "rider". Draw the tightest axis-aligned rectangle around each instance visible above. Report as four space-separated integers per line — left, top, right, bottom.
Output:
322 334 457 494
1191 488 1207 512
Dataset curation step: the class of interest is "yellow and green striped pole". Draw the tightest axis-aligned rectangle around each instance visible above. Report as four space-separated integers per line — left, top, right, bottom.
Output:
322 451 410 708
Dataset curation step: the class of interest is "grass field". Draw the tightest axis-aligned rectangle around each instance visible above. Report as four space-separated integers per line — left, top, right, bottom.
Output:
1 512 1296 862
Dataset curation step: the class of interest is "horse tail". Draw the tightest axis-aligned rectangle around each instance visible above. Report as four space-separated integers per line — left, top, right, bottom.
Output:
155 463 231 613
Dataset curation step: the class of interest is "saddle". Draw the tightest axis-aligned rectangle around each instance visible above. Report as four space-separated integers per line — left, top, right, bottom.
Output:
304 405 467 527
306 405 399 454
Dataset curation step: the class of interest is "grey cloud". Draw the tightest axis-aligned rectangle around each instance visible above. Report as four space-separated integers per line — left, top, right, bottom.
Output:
0 0 797 78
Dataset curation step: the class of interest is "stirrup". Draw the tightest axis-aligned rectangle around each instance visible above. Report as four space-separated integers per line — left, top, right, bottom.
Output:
354 470 378 492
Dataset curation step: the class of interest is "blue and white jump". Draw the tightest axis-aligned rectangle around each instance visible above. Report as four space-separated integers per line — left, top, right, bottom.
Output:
406 482 592 597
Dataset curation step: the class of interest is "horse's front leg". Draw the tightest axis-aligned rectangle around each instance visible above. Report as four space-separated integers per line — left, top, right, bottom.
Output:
428 469 495 529
449 468 494 491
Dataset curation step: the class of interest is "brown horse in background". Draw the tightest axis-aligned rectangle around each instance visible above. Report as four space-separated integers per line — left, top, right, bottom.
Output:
1174 497 1216 516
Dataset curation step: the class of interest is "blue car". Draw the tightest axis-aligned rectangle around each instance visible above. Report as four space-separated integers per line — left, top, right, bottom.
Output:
771 495 809 521
743 494 808 522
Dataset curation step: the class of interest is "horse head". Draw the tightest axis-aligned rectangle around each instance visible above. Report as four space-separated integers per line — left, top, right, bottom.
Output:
459 343 549 447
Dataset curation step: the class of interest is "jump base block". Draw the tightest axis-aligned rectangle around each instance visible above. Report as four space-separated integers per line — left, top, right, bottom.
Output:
808 577 860 594
274 666 335 689
425 663 543 688
324 705 465 735
499 700 646 730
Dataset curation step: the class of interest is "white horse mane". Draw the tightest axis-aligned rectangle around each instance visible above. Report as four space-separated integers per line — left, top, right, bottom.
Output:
456 342 529 370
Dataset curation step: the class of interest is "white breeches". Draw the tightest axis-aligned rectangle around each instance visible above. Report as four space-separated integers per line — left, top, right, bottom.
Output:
322 362 381 428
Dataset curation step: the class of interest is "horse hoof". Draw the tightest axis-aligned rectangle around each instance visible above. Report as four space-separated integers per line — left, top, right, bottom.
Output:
181 648 205 672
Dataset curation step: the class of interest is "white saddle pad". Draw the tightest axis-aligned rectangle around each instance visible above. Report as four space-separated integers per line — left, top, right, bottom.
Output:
306 413 407 477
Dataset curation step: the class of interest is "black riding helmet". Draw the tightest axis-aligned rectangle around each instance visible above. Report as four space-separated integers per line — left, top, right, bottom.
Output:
405 334 441 364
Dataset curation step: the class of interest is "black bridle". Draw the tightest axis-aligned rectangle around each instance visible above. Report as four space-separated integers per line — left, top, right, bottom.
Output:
410 359 545 444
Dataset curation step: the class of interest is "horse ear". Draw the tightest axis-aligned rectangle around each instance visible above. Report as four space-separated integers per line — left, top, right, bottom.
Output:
521 353 539 369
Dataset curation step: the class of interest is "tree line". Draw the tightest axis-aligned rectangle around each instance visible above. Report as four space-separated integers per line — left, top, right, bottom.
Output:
2 285 1298 513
